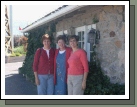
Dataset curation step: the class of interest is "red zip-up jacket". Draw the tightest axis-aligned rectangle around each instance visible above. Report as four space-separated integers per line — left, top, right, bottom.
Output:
54 47 72 84
33 48 55 75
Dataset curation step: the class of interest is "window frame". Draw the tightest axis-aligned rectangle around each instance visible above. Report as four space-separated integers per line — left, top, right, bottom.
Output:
75 24 96 62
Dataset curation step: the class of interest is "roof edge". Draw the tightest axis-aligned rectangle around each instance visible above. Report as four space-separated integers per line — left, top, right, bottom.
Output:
21 5 86 33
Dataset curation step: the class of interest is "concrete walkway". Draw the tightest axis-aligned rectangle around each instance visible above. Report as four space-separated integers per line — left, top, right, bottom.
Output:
5 56 37 95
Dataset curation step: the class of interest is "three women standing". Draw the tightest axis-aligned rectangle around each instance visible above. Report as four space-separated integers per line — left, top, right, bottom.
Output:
33 34 88 95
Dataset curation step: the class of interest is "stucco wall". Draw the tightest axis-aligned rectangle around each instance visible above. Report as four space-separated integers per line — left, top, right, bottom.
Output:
56 5 125 84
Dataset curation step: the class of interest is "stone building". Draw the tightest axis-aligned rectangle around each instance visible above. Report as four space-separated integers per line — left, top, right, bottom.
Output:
21 5 125 84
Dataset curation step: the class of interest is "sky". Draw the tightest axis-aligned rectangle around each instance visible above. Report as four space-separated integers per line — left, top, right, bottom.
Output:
12 5 62 23
12 5 62 35
2 1 89 36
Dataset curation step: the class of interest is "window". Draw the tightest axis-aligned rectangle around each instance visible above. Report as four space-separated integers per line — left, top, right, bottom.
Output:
75 26 86 50
87 24 96 61
75 24 96 62
77 31 84 49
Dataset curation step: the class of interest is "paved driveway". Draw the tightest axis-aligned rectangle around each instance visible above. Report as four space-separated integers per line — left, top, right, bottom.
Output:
5 57 37 95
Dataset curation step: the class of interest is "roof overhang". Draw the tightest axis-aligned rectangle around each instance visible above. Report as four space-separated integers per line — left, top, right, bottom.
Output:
21 5 86 33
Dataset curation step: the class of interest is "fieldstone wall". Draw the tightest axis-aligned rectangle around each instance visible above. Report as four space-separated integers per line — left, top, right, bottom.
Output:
96 5 125 84
56 5 125 84
56 5 104 32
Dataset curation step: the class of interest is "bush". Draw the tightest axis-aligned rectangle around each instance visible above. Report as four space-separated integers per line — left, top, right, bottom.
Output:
15 52 22 56
10 52 16 57
22 52 27 55
84 61 125 95
19 54 35 82
10 45 26 57
13 45 26 55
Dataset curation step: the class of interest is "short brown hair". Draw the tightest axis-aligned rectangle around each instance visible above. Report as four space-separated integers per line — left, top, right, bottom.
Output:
56 35 66 43
41 34 52 42
68 35 79 42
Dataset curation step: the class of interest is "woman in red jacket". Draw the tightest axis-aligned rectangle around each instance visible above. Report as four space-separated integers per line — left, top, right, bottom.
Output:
67 35 89 95
54 35 72 95
33 34 55 95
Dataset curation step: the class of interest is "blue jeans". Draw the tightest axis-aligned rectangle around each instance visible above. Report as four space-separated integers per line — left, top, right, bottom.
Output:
37 74 54 95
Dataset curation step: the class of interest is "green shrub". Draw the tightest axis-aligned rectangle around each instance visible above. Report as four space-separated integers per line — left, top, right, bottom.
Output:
13 45 25 54
22 52 27 55
10 52 16 57
15 52 22 56
84 61 125 95
92 14 99 24
11 45 26 56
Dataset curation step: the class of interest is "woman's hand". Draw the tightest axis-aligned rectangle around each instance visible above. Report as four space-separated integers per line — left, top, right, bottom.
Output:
35 78 40 85
34 72 40 85
82 80 86 90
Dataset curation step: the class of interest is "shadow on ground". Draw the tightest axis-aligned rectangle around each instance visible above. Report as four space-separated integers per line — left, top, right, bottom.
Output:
5 73 37 95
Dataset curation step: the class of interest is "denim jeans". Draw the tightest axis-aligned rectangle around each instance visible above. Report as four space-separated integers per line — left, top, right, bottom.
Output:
37 74 54 95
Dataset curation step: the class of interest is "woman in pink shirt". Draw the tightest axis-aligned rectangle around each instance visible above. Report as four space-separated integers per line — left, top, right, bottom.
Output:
67 35 89 95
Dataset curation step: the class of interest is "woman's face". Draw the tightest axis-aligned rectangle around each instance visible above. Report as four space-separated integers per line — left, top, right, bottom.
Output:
57 39 65 49
69 38 78 48
43 39 51 48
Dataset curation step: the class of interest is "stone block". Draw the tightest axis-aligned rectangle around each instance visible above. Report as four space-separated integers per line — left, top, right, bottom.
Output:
110 31 116 37
114 40 122 48
99 11 107 21
117 14 123 22
103 5 114 13
120 23 125 33
118 50 125 67
114 5 123 13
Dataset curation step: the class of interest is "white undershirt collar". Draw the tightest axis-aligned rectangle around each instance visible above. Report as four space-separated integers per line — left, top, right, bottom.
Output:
59 50 66 54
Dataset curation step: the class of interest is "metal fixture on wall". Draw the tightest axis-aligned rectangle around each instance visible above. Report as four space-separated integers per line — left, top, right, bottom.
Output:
88 28 100 51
